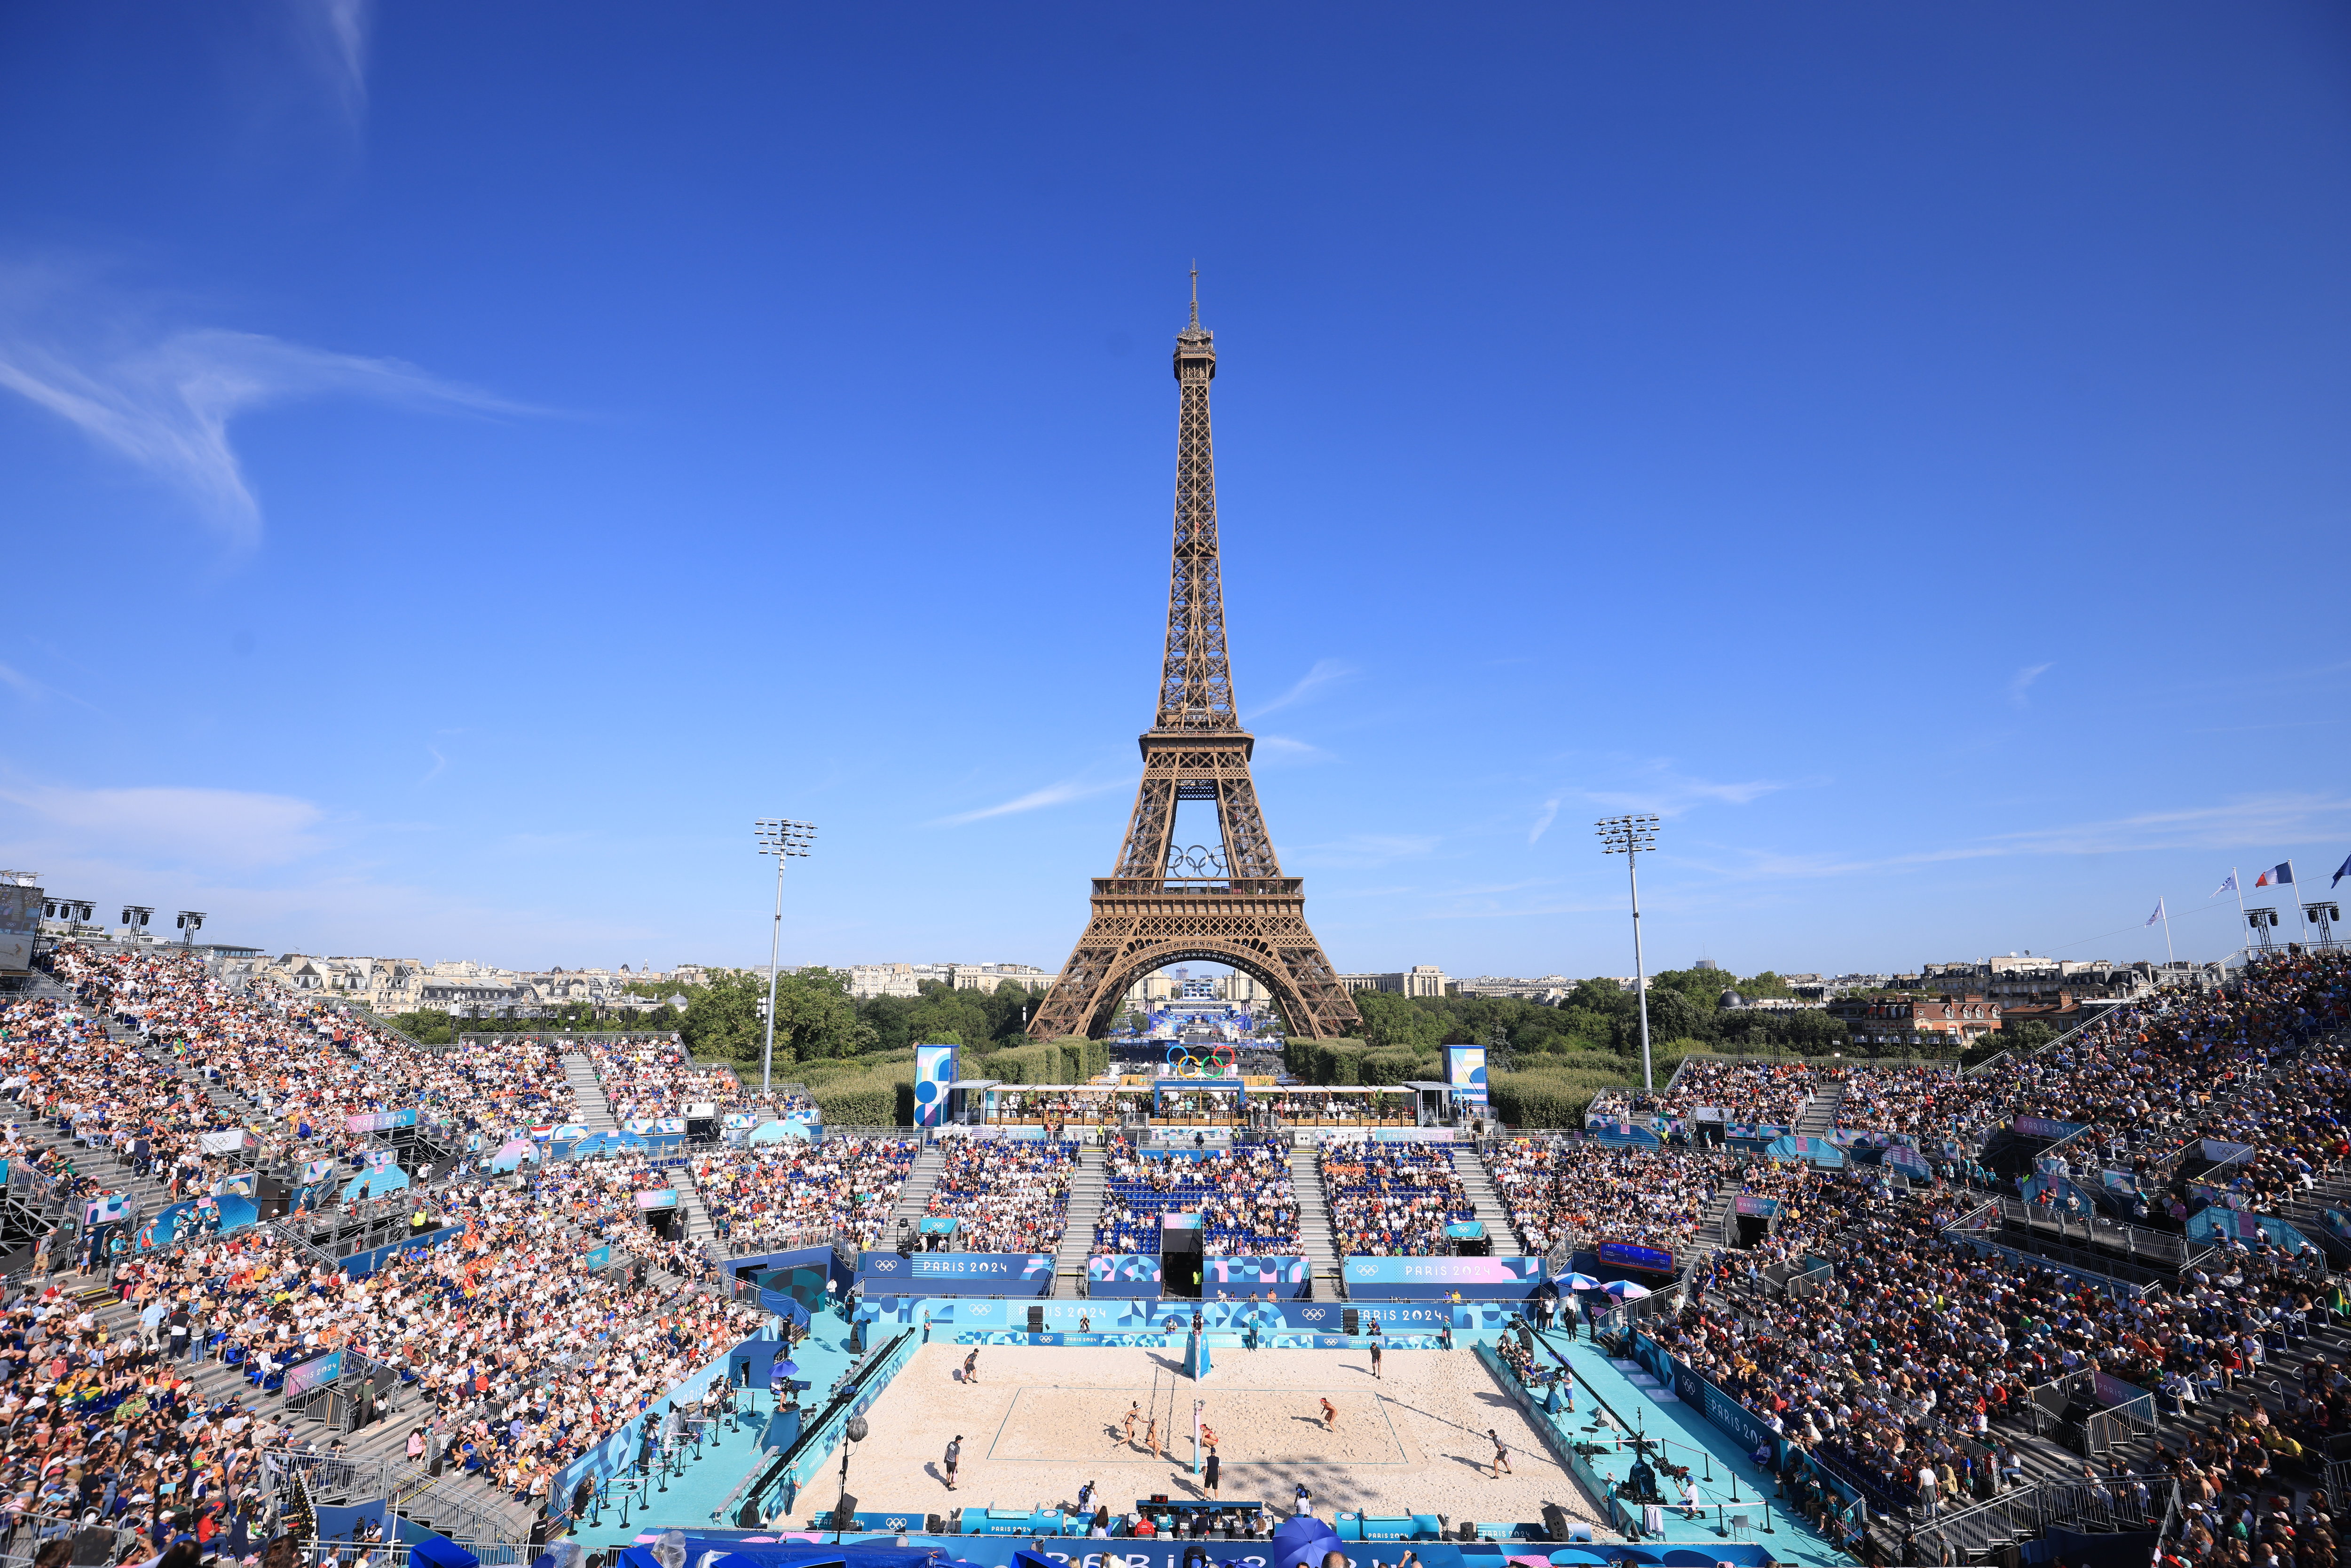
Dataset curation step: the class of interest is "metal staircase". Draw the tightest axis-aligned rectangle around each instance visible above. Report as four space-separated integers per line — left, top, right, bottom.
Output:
559 1054 620 1133
1289 1145 1341 1292
1456 1147 1521 1251
1052 1143 1106 1295
1792 1078 1846 1139
883 1144 945 1245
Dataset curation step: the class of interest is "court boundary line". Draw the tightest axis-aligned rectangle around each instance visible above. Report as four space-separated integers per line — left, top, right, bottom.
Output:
972 1385 1419 1467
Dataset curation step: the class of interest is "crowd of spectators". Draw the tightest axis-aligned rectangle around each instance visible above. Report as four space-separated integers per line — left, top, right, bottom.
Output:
923 1137 1077 1253
1602 949 2351 1568
1093 1139 1297 1256
1318 1142 1474 1256
1489 1141 1725 1258
0 1279 284 1562
690 1138 915 1252
1832 1064 2009 1149
1592 1058 1821 1129
576 1037 812 1125
0 942 898 1560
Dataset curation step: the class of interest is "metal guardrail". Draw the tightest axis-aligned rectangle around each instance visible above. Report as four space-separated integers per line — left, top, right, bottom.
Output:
1910 1475 2175 1560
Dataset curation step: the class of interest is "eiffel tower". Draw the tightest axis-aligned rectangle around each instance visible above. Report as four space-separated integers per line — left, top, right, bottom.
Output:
1026 281 1363 1041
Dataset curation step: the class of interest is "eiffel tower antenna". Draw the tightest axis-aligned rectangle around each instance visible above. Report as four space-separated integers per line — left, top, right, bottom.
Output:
1026 285 1362 1041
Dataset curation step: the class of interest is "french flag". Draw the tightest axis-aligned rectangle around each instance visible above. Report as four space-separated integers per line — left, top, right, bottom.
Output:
2254 862 2294 888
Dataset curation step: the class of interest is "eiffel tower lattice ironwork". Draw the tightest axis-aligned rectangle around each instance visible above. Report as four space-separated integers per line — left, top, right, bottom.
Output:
1026 284 1363 1041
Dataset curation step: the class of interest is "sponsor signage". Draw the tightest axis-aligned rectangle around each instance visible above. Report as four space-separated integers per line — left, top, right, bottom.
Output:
1882 1144 1934 1179
2093 1371 2152 1410
2012 1114 2088 1141
634 1189 678 1209
1339 1255 1543 1300
1732 1195 1779 1217
858 1251 1056 1297
913 1043 958 1127
344 1108 419 1134
1443 1044 1488 1108
282 1350 341 1399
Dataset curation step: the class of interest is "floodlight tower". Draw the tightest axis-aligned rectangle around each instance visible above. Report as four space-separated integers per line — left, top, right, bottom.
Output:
753 818 817 1095
1596 814 1662 1091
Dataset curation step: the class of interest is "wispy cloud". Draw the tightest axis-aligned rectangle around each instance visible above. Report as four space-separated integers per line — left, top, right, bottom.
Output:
0 268 534 549
297 0 373 123
1254 733 1327 762
1988 792 2351 857
1580 761 1795 818
2009 662 2053 708
419 745 447 785
1528 796 1562 845
931 775 1133 826
1250 658 1355 720
1284 833 1439 869
1683 791 2351 883
0 782 329 870
0 662 105 715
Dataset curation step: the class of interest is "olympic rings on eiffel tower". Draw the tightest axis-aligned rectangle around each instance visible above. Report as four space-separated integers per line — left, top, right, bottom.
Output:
1164 1042 1239 1079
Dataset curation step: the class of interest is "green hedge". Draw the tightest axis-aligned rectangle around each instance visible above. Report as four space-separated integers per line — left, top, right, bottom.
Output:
808 1067 913 1127
1490 1072 1604 1130
1046 1037 1110 1080
1283 1038 1373 1085
984 1038 1091 1085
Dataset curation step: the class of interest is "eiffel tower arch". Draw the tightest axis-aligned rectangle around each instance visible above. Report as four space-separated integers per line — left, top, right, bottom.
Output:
1027 281 1363 1041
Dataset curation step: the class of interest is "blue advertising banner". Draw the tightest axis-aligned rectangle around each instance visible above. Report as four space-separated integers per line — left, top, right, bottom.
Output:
2188 1207 2309 1253
1337 1254 1543 1300
1086 1254 1163 1296
1882 1144 1934 1179
283 1350 342 1399
340 1227 461 1280
858 1294 1523 1339
1200 1255 1309 1298
2013 1114 2089 1141
1595 1240 1673 1274
550 1347 734 1507
858 1251 1055 1296
584 1244 613 1271
913 1043 958 1127
609 1533 1787 1568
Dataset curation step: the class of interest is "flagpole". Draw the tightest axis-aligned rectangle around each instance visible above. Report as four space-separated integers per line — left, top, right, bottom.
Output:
2159 897 2175 968
2231 867 2248 964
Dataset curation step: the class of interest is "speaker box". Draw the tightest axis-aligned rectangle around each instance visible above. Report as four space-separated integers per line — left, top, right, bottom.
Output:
926 1515 945 1536
1027 1305 1045 1334
1342 1308 1360 1336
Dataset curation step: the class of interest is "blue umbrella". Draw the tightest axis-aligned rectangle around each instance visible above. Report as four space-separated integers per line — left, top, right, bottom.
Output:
1554 1271 1602 1291
769 1358 798 1377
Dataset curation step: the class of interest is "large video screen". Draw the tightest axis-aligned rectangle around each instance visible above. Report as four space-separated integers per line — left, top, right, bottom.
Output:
0 883 39 976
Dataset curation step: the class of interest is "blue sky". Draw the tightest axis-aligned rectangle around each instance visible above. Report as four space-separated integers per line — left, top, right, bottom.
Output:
2 3 2347 980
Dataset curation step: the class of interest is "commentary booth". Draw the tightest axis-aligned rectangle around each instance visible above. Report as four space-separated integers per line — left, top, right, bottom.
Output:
1151 1079 1246 1123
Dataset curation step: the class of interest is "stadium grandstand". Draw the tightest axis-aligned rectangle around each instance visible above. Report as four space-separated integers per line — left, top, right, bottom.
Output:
1 937 2345 1568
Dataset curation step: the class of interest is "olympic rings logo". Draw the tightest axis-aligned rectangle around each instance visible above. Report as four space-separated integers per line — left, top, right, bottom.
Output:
1165 1043 1239 1079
